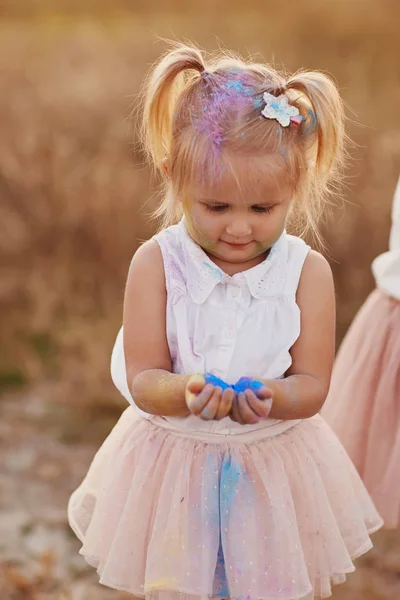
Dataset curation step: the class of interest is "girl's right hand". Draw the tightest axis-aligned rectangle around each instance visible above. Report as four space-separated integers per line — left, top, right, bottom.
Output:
185 374 235 421
230 387 273 425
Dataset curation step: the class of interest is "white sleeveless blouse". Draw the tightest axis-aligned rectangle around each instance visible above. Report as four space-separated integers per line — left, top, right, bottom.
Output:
372 176 400 300
111 218 310 436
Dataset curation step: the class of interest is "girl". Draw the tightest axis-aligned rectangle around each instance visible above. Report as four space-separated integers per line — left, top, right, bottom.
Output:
323 176 400 529
68 43 382 600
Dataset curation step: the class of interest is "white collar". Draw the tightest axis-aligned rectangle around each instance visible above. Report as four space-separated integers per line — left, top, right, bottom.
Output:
178 218 288 304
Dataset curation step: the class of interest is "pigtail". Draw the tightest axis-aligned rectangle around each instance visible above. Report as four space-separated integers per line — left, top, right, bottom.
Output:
285 71 347 242
286 71 346 183
140 43 205 175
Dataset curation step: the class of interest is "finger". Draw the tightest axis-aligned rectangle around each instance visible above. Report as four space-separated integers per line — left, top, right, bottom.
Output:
237 392 259 425
215 387 234 420
245 389 273 419
230 396 244 424
200 387 222 421
186 374 206 395
187 384 214 414
254 385 273 401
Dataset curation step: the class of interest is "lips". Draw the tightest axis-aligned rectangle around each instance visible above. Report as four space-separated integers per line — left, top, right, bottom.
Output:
222 240 252 249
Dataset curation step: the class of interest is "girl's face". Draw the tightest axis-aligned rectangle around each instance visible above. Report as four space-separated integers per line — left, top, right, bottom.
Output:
181 155 293 275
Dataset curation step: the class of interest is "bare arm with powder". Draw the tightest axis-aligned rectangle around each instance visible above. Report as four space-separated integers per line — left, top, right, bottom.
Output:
124 240 234 419
230 250 335 423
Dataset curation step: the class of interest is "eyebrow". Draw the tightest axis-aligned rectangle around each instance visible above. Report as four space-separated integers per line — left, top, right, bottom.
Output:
199 198 281 206
197 197 224 203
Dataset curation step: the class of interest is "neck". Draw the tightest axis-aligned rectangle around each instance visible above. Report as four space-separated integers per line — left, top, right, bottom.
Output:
204 248 271 276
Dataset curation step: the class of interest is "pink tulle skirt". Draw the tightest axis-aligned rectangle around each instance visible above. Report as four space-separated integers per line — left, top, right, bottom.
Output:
68 408 382 600
322 289 400 529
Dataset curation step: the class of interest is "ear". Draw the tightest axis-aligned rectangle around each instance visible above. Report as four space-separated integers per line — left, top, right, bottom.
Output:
162 156 169 176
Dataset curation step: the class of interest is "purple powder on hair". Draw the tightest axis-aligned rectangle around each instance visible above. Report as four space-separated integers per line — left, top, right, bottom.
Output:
196 74 254 151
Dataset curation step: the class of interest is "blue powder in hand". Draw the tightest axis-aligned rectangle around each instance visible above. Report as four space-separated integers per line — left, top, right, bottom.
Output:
234 377 264 393
204 373 264 393
204 372 232 390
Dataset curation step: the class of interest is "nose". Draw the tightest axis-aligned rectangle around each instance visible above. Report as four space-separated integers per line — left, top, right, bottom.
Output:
225 219 252 238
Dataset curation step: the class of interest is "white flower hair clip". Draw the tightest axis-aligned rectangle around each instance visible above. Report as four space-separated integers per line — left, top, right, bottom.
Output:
261 92 303 127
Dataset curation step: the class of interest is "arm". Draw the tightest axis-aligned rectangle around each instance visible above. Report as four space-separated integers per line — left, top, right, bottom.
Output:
123 240 190 416
125 239 239 420
263 250 336 420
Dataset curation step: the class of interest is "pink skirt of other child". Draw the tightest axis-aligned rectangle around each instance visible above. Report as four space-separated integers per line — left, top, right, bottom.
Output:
323 289 400 529
68 406 382 600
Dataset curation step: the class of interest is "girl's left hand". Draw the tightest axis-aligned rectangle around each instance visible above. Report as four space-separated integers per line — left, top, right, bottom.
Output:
230 386 273 425
185 374 235 421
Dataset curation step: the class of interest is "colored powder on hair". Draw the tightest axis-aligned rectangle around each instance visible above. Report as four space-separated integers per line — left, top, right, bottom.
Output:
225 79 252 96
253 97 264 109
196 75 254 151
302 108 317 135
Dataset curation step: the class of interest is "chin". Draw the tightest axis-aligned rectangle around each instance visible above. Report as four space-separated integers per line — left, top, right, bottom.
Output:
221 250 257 263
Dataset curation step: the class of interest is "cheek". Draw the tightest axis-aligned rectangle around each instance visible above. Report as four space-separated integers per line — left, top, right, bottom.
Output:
182 203 201 235
255 212 286 246
184 207 218 250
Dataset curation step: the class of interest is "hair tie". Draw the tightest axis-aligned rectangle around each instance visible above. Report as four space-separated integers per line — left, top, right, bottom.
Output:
275 78 288 95
200 70 213 89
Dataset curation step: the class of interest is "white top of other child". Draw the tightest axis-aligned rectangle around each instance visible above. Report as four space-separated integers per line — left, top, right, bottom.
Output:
372 175 400 301
111 217 309 436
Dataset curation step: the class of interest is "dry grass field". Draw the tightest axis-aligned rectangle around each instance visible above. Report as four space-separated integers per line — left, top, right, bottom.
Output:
0 1 399 598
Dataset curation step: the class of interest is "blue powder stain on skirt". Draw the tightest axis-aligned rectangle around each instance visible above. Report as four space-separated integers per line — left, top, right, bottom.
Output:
212 536 229 598
212 455 244 597
220 455 242 513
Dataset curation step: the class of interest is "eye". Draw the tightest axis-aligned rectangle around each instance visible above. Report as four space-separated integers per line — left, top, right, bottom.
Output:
204 204 229 212
251 205 274 213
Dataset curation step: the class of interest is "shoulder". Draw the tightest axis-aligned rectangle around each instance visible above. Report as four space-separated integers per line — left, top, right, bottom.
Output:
301 250 333 283
126 239 165 290
297 250 335 304
131 238 163 268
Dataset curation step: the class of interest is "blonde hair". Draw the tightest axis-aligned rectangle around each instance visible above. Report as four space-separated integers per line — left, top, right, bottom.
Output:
140 41 347 242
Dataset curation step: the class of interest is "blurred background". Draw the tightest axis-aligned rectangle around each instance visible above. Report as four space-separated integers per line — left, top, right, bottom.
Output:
0 0 399 598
